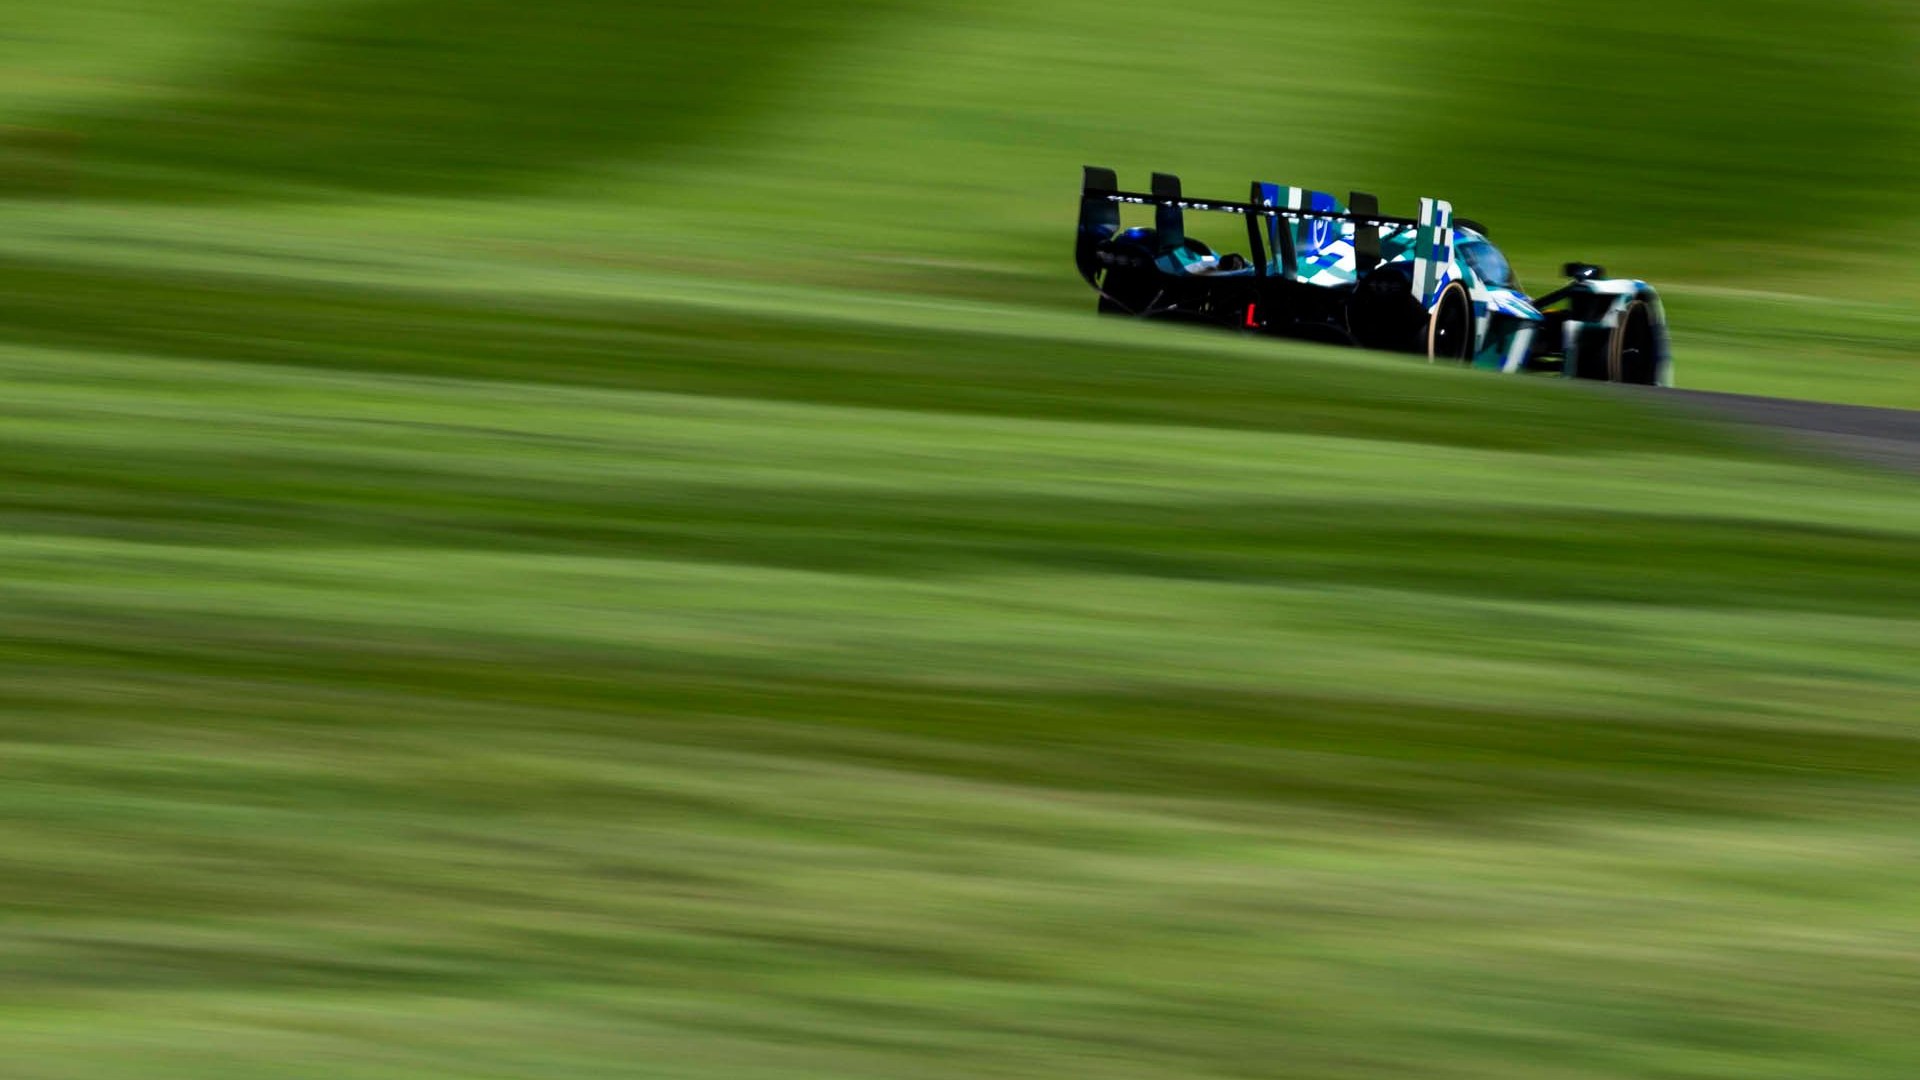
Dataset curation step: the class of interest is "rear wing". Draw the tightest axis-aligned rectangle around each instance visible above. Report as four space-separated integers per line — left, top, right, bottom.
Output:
1078 166 1459 306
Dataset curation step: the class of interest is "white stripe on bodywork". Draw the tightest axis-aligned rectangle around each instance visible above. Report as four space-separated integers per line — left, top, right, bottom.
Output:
1502 325 1536 373
1466 265 1492 346
1584 279 1644 296
1488 289 1541 319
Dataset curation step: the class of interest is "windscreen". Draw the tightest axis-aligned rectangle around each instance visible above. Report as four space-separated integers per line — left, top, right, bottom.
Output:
1459 234 1517 290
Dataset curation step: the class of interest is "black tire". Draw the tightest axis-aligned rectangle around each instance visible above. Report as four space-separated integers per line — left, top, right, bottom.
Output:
1426 281 1472 362
1612 300 1659 385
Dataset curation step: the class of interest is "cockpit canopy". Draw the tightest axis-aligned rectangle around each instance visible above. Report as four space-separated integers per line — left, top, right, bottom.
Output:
1458 229 1518 291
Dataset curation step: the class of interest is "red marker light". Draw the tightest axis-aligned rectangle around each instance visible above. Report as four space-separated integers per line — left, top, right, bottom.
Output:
1244 303 1258 328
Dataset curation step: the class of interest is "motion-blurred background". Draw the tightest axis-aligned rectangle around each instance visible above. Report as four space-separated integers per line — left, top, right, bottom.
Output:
1 3 1916 1077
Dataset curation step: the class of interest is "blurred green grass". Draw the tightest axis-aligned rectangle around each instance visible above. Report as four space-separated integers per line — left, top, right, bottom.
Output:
45 0 912 198
1 2 1918 1078
6 331 1920 1078
5 333 1920 1078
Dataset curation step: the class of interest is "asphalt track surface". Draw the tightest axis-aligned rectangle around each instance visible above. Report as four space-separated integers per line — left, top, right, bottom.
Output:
1637 387 1920 474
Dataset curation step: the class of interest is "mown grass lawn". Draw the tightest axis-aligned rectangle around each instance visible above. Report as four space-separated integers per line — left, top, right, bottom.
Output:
4 301 1918 1078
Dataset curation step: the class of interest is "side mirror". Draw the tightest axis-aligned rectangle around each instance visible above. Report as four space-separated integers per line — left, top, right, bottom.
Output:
1562 262 1606 281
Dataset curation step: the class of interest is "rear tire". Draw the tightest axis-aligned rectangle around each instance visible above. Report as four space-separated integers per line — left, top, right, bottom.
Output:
1426 281 1472 362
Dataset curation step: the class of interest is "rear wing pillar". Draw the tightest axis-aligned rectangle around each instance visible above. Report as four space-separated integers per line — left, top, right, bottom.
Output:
1349 191 1382 273
1252 182 1295 277
1150 172 1185 253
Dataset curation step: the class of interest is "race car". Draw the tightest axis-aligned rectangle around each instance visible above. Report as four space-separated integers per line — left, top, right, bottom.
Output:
1075 167 1671 384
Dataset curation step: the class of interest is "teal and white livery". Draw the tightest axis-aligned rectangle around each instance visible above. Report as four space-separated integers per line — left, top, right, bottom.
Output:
1076 166 1671 385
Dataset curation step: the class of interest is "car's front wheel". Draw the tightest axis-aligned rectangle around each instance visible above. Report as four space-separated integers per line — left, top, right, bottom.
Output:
1427 281 1473 362
1612 300 1659 385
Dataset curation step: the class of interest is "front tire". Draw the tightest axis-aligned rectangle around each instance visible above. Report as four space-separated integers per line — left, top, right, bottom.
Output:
1426 281 1473 362
1612 300 1659 385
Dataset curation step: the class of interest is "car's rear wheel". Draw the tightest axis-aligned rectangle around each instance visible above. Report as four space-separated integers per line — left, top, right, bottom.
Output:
1612 300 1659 385
1427 281 1473 362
